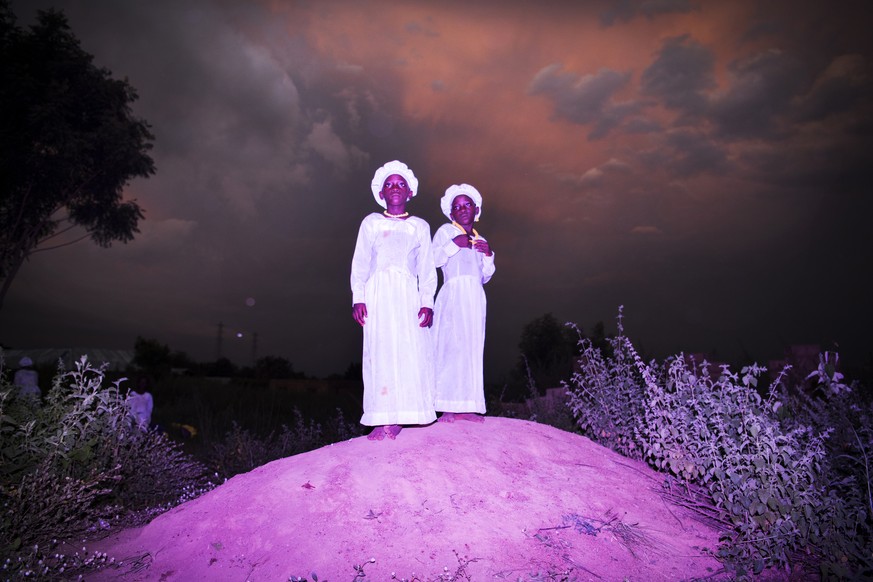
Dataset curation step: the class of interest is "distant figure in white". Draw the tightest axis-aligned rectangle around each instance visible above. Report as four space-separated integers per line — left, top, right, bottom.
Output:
127 385 154 429
13 357 40 399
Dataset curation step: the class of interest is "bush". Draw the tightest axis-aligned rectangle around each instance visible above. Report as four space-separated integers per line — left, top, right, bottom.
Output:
205 408 362 479
565 308 873 578
0 355 215 579
566 317 646 459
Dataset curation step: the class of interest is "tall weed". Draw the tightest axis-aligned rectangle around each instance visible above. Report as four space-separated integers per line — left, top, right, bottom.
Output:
564 308 873 578
566 315 646 459
205 408 362 479
0 355 215 579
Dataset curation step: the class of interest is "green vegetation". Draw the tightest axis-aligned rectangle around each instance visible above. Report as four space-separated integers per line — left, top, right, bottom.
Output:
0 356 212 579
0 353 361 580
139 372 364 478
3 308 870 580
565 307 872 579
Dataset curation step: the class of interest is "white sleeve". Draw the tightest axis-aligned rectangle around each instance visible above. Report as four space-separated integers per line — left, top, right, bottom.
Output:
350 217 372 304
481 250 495 284
417 221 437 309
432 223 460 268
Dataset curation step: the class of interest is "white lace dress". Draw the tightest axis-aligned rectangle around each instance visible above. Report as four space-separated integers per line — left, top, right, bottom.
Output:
350 213 437 426
431 223 495 414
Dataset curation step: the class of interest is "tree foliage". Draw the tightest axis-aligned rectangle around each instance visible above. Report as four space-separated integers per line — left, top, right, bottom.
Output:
0 2 155 308
132 336 172 380
517 313 579 393
255 355 303 380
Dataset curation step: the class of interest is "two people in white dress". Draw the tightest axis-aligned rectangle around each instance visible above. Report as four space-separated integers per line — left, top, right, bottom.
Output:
350 161 495 440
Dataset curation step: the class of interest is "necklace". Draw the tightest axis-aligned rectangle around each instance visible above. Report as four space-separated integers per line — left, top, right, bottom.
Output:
452 221 480 239
383 210 409 219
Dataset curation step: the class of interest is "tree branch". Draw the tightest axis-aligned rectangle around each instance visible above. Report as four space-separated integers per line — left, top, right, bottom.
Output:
38 218 76 242
32 232 92 253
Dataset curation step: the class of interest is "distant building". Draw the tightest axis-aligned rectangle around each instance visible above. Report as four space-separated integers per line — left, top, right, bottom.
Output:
1 347 134 373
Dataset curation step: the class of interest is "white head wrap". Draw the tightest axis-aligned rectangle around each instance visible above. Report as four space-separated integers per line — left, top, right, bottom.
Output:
371 160 419 208
19 356 33 367
441 184 483 221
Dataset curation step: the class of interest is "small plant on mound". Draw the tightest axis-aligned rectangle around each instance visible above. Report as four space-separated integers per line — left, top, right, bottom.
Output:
290 551 482 582
565 312 646 459
0 355 215 580
637 355 838 576
206 408 363 479
564 308 873 578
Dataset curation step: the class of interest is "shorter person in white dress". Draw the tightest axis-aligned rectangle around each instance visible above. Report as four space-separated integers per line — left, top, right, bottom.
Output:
351 160 437 440
432 184 495 423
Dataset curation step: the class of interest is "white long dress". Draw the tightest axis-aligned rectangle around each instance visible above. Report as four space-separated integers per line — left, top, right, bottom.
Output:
14 368 40 398
351 213 437 426
431 223 495 414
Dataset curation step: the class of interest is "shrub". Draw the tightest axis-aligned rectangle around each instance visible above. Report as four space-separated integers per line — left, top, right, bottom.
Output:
564 308 873 578
0 355 215 579
205 408 363 479
636 356 838 575
565 315 646 459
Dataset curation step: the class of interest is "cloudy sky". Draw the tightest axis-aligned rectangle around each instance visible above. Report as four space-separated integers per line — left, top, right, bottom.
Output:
2 0 871 380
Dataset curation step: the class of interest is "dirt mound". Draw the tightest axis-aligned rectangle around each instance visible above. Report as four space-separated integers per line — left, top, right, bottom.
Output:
86 417 723 581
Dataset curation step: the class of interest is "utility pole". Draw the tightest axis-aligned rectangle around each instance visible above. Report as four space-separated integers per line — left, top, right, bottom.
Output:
252 332 258 366
216 322 224 360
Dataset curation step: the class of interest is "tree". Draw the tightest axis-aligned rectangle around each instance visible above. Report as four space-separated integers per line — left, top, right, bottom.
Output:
586 320 614 358
131 336 171 380
517 313 578 390
502 314 612 402
498 312 581 402
206 357 238 378
255 355 303 380
0 2 155 309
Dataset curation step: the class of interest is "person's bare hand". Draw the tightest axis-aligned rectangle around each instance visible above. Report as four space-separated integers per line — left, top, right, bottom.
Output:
352 303 367 326
418 307 433 328
473 239 492 256
452 233 471 248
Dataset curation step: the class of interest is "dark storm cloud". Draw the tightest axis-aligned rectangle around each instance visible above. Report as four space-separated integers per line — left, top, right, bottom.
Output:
600 0 696 27
623 116 663 134
634 134 714 179
709 49 810 139
640 35 715 117
792 55 873 123
4 0 397 370
738 19 783 44
660 129 729 177
553 158 634 194
528 65 636 138
3 0 871 380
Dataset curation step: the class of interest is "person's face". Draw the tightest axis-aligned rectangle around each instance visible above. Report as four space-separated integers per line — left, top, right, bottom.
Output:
450 195 479 226
380 174 411 207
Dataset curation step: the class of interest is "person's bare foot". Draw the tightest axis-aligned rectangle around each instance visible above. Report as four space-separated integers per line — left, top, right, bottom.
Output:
438 412 456 423
367 426 386 441
385 425 402 439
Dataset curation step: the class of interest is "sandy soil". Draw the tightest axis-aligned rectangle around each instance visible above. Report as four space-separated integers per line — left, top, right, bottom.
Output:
83 417 725 581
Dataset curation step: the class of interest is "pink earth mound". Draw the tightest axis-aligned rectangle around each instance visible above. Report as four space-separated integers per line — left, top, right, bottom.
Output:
85 417 723 581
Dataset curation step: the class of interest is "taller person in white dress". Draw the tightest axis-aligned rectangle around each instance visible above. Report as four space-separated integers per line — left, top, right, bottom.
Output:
432 184 495 423
351 160 437 440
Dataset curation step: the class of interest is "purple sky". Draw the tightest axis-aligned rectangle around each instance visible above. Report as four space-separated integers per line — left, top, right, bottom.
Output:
2 0 871 380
